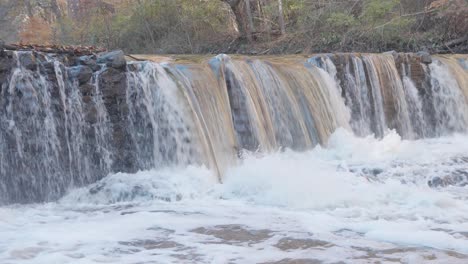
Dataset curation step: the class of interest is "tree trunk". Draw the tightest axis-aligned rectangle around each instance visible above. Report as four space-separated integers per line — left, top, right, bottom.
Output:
25 0 34 18
259 0 271 41
278 0 286 35
221 0 252 41
244 0 254 42
50 0 62 19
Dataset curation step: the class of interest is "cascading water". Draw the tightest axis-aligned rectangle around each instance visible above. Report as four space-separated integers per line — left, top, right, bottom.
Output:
0 51 113 203
125 62 204 170
1 51 468 203
1 50 468 263
323 53 468 139
429 60 468 135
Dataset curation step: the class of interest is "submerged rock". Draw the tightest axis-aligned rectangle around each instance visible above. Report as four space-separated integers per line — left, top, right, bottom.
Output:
275 237 333 251
191 225 272 244
428 171 468 188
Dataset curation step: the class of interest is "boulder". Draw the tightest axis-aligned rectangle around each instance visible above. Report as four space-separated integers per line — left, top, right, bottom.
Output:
78 55 95 65
383 50 398 59
78 55 101 71
97 50 126 69
99 67 127 98
416 51 432 64
69 65 93 85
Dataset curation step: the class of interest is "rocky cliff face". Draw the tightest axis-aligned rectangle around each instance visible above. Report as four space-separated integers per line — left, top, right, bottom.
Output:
0 49 136 203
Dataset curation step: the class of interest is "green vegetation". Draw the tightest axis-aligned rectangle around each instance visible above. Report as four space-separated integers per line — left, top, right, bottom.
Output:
0 0 467 54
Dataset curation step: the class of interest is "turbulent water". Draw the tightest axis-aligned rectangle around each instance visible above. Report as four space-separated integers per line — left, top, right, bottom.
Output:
1 51 468 263
2 131 468 263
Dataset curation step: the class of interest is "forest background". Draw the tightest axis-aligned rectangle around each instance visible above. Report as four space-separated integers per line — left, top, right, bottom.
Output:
0 0 466 54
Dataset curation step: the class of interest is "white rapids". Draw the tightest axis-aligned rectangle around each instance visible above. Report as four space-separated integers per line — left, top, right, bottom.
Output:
1 129 468 264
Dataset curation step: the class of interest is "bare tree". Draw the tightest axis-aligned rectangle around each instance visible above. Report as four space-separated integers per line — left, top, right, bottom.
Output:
244 0 254 41
278 0 285 35
221 0 253 41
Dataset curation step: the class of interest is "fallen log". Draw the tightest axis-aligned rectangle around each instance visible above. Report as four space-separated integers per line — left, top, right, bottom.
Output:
445 36 468 48
3 43 107 56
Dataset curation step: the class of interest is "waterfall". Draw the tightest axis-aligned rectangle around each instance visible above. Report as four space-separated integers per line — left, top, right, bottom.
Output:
429 59 468 135
0 50 467 204
0 51 113 203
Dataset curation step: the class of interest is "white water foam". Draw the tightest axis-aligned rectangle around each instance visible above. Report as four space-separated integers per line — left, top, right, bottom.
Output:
1 130 468 263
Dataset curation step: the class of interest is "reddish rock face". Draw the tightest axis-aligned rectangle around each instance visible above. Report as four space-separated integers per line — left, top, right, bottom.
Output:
67 0 115 20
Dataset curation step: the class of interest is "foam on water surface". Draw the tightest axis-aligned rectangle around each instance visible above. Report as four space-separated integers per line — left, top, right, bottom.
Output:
2 130 468 263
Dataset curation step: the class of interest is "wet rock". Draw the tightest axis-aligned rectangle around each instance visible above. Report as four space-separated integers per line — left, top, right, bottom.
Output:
97 50 126 69
0 56 11 87
371 168 383 176
89 182 105 195
79 83 95 96
429 177 444 188
417 51 432 64
352 245 432 262
261 259 324 264
78 55 95 65
428 171 468 188
126 63 138 72
384 50 398 59
84 104 98 124
361 168 383 177
171 253 204 262
78 55 100 71
4 50 14 58
0 39 4 56
275 237 333 251
119 239 183 250
407 55 428 91
39 61 56 75
0 55 12 72
458 58 468 70
65 253 85 259
307 54 334 68
98 66 132 172
18 52 37 71
34 53 48 63
99 68 127 98
191 225 272 244
82 95 93 104
69 65 93 85
10 247 45 260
